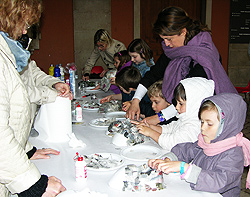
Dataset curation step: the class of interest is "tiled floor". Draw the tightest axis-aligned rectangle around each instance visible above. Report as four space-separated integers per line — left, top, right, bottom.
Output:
240 97 250 197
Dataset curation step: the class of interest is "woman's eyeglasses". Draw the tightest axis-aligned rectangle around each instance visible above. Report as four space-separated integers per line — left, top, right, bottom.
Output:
25 22 31 30
96 44 105 49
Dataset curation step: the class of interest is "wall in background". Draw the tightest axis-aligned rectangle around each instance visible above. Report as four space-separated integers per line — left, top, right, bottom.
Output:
111 0 134 47
31 0 74 73
29 0 249 86
73 0 111 77
211 0 230 70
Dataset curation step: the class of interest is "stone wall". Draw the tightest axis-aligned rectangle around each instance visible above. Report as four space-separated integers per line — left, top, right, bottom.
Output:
73 0 111 77
228 44 250 87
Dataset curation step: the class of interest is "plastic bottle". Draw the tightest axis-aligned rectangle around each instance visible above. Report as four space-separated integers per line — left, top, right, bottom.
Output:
59 64 65 82
75 104 82 121
49 64 54 76
54 64 61 79
69 63 76 98
75 156 87 182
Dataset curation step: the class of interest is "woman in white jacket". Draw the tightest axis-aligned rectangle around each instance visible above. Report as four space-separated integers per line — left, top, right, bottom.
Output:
0 0 71 196
136 77 214 151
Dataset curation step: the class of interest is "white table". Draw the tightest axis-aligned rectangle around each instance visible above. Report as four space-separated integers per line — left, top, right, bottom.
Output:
16 88 222 197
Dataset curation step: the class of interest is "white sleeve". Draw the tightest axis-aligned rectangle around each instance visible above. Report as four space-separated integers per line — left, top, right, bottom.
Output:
161 104 178 120
132 84 147 101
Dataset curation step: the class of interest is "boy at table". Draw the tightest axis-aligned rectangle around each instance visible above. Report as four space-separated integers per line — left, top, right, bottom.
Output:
134 77 214 151
100 66 155 118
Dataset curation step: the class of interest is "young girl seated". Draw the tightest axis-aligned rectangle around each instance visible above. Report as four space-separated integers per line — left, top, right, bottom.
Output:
135 77 214 151
148 93 250 196
100 66 155 118
128 38 154 77
94 50 131 94
109 50 131 94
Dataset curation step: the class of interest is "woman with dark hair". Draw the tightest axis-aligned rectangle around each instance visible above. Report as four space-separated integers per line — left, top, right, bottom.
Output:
126 6 237 123
82 29 126 81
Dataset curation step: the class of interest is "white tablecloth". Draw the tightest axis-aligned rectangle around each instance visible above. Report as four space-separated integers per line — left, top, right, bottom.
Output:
14 88 221 197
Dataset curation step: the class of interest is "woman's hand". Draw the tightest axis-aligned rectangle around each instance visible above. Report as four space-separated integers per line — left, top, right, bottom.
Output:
82 75 90 81
122 101 131 111
54 82 73 100
42 176 66 197
30 148 60 160
99 69 109 77
125 98 140 121
100 95 113 104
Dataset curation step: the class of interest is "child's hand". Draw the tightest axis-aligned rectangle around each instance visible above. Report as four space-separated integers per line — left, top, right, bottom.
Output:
157 161 183 174
109 77 116 85
100 95 113 104
140 115 160 125
100 69 109 77
130 120 140 125
142 119 150 127
136 124 152 137
91 84 100 90
122 101 131 111
148 159 166 170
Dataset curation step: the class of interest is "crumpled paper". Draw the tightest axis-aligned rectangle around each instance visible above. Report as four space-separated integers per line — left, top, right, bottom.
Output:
100 69 117 92
98 100 122 113
68 133 86 148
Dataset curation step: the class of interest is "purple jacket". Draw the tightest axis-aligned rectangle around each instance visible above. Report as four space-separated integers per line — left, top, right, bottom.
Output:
162 32 237 103
171 93 247 196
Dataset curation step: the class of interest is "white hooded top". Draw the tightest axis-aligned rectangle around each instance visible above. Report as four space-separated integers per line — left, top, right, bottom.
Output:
158 77 215 151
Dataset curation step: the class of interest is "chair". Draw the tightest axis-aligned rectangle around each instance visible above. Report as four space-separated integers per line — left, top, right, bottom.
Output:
235 80 250 104
82 66 104 79
91 66 104 74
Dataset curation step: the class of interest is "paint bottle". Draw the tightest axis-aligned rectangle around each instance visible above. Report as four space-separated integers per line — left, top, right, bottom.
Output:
75 104 82 121
59 64 65 82
75 155 87 182
54 64 61 79
49 64 54 76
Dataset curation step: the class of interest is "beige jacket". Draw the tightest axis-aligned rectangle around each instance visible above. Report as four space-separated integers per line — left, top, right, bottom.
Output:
83 39 126 75
0 34 60 196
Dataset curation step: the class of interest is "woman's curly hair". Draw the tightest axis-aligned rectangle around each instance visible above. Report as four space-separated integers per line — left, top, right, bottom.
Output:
0 0 42 40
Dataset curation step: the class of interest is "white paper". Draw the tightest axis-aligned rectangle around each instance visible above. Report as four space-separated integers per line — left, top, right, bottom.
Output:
34 96 72 142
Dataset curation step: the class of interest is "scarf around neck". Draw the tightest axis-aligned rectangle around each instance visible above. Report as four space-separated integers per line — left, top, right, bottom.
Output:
198 132 250 189
0 32 30 72
161 31 237 103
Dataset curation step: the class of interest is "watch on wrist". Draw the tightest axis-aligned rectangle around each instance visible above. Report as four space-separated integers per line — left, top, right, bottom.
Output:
157 111 165 122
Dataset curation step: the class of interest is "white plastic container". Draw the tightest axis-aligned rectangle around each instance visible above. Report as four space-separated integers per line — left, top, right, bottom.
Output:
75 156 87 182
75 104 82 121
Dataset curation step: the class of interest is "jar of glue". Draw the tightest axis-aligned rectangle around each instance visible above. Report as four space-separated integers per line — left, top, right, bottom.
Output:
75 104 82 121
74 153 87 182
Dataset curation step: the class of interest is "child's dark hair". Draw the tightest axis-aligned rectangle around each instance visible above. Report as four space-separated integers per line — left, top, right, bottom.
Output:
127 38 153 67
115 66 141 92
198 100 219 120
148 79 165 99
173 83 186 102
114 50 131 71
